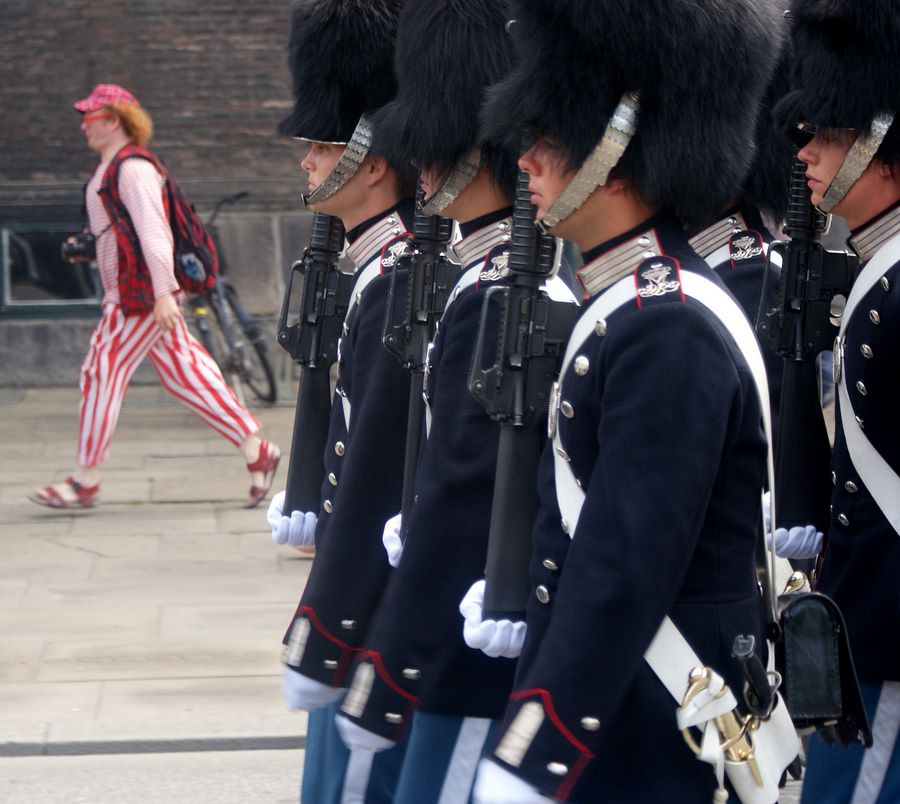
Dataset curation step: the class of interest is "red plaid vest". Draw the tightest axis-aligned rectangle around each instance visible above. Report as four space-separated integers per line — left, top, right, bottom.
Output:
96 144 171 315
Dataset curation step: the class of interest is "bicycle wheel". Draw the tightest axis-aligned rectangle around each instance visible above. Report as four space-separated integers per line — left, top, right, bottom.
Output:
189 293 246 403
215 282 278 405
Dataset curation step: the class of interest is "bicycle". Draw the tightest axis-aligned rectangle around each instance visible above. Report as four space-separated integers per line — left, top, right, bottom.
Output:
186 192 278 406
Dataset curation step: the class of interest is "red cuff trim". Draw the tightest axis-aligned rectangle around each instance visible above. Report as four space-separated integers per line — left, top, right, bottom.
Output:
509 688 595 801
299 605 354 651
358 649 419 703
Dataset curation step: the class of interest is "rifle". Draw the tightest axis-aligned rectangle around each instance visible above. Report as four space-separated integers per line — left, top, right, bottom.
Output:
469 171 577 618
382 189 455 541
756 152 856 530
277 212 353 513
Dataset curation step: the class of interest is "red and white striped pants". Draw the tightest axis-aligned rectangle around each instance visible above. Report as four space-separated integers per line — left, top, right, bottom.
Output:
77 304 261 467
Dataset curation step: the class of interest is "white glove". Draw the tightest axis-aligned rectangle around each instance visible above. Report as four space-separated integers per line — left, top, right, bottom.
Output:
460 580 527 659
282 666 344 711
382 512 403 567
768 525 824 560
335 713 396 753
473 759 554 804
268 491 317 547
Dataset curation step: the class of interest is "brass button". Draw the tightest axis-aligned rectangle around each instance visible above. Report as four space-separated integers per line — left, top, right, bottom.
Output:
385 712 403 724
542 558 559 572
323 500 333 513
328 472 338 486
881 276 891 292
335 441 345 456
861 344 873 358
856 381 868 396
844 481 858 494
536 585 551 604
580 717 600 732
341 619 356 630
574 356 590 375
561 401 575 418
869 310 881 324
402 668 421 680
837 513 850 527
547 762 568 776
594 319 607 337
324 659 338 670
832 471 837 485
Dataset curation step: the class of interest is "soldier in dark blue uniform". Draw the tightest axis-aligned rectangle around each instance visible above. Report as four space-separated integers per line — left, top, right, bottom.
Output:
326 2 571 800
688 55 793 431
466 1 799 802
772 1 900 801
269 1 416 800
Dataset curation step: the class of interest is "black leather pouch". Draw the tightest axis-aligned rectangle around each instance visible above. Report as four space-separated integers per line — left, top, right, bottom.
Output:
776 591 873 747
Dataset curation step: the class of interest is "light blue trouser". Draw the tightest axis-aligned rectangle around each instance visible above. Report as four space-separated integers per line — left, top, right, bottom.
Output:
393 712 502 804
300 700 408 804
802 681 900 804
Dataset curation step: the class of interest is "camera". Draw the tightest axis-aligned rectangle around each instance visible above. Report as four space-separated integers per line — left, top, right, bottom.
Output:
61 233 97 263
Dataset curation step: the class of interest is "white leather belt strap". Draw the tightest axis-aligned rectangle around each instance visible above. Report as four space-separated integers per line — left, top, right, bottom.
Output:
552 270 798 803
338 260 383 431
837 233 900 537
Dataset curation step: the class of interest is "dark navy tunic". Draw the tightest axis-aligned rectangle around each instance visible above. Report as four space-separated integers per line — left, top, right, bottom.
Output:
338 209 520 739
486 213 768 802
820 202 900 685
283 201 416 687
690 205 783 432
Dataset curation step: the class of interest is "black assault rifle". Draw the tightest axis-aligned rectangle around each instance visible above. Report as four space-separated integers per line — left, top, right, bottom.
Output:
756 153 856 530
382 190 456 541
469 172 577 619
277 212 353 513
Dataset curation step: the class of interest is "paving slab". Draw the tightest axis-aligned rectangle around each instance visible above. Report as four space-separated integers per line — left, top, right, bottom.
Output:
37 638 284 683
0 681 102 721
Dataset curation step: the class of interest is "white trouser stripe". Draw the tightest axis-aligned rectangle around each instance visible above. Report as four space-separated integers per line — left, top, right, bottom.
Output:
340 749 376 804
437 717 492 804
77 306 259 467
851 681 900 804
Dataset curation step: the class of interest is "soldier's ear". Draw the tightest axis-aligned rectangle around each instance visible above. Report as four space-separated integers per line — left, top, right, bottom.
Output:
362 154 390 188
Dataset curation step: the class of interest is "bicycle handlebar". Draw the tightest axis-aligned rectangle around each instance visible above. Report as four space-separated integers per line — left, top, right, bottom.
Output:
208 191 251 227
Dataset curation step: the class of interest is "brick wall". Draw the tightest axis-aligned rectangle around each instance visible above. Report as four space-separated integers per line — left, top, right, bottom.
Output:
0 0 299 189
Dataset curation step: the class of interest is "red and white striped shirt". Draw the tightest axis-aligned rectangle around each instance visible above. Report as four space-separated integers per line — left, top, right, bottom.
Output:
85 155 179 306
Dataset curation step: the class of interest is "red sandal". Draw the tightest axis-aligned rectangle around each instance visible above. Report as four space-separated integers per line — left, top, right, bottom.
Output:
29 476 100 510
246 440 281 509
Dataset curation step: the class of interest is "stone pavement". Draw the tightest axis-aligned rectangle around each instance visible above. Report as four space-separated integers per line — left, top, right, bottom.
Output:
0 384 804 803
0 384 310 802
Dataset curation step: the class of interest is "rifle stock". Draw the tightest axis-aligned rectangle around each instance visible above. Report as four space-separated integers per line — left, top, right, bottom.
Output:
469 172 577 618
277 212 351 513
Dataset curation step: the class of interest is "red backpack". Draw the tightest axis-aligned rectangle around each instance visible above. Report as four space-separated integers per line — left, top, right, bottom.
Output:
99 144 218 311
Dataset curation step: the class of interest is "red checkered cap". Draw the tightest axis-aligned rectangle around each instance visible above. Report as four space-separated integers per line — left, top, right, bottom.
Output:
74 84 139 113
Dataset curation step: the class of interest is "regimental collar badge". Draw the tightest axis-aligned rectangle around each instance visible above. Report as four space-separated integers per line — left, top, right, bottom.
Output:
634 256 684 306
380 238 412 269
480 249 508 283
729 230 764 264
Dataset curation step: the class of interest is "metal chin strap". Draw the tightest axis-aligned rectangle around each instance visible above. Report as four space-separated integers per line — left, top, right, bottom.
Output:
536 91 640 234
419 146 484 216
818 112 895 214
300 115 374 207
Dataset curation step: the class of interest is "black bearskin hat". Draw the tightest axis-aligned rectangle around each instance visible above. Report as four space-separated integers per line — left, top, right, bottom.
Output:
372 0 518 199
482 0 785 226
279 0 404 144
742 51 793 225
774 0 900 163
